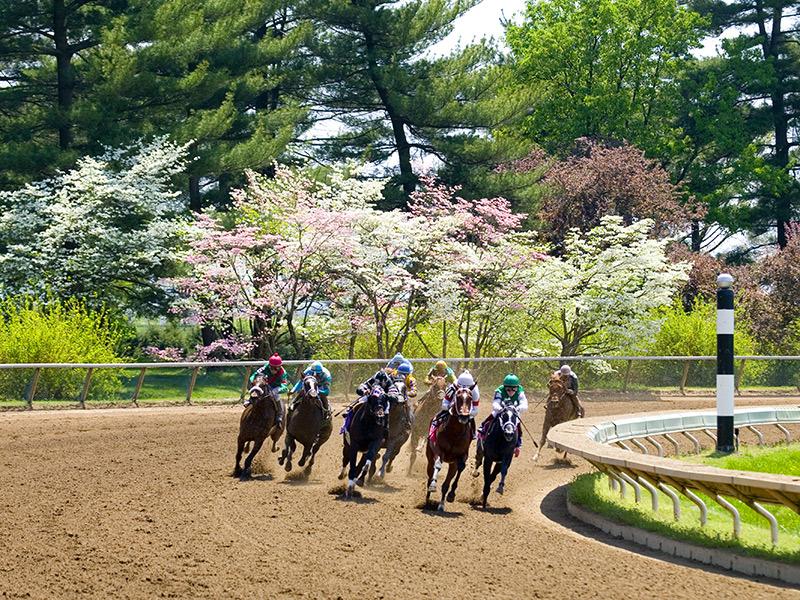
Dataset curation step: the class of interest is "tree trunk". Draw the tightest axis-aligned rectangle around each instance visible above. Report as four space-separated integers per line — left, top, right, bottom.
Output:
189 176 202 212
690 220 701 252
53 0 74 150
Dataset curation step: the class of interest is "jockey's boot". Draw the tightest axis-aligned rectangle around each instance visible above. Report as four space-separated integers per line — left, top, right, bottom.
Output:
469 417 476 440
477 414 495 440
273 395 284 428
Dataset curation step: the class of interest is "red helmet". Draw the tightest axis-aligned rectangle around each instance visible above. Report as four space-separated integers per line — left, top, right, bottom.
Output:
268 353 283 367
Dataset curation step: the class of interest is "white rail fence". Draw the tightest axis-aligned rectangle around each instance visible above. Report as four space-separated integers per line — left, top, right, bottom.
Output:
547 407 800 545
2 355 800 408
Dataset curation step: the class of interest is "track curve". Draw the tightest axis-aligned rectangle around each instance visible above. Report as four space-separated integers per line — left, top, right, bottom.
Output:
0 397 797 599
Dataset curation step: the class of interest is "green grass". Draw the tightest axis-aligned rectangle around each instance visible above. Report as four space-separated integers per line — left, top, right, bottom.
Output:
570 467 800 565
683 443 800 477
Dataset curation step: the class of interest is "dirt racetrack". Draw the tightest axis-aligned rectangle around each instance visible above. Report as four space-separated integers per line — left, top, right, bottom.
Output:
1 396 799 599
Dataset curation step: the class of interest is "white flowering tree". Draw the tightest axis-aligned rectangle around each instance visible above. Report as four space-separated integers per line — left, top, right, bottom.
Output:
0 138 190 312
526 216 691 356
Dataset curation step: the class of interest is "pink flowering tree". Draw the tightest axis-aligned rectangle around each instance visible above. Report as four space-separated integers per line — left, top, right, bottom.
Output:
409 176 548 358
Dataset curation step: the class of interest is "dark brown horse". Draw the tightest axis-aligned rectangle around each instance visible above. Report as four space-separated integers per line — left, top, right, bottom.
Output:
278 374 332 475
425 387 473 512
407 375 448 475
369 381 414 481
234 375 283 479
533 374 581 461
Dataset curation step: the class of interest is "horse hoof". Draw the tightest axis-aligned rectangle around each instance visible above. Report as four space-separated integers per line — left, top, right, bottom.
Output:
277 456 285 465
285 461 292 472
482 497 488 509
298 457 306 467
356 477 365 487
386 464 393 474
427 483 437 493
446 491 455 503
233 467 241 477
437 503 445 512
497 484 504 495
240 469 251 481
337 470 345 481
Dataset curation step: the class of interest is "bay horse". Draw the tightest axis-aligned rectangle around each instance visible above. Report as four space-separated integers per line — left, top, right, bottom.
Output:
473 405 520 508
425 387 473 512
278 374 332 475
338 386 388 499
369 381 414 481
407 375 448 475
234 375 283 479
533 373 581 461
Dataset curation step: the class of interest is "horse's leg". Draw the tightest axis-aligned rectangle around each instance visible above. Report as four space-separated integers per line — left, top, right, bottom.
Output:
533 417 550 462
278 431 290 466
438 462 457 512
345 446 359 499
446 456 467 503
359 438 382 486
472 439 484 477
234 438 245 477
297 441 312 467
283 433 296 472
497 455 511 495
338 440 349 480
425 444 437 503
242 438 265 479
407 430 419 476
482 459 493 508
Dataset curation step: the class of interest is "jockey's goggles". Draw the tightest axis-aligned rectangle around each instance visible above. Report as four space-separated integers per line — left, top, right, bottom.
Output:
504 385 518 393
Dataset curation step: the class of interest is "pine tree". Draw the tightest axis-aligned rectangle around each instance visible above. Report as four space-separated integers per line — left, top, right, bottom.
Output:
0 0 128 187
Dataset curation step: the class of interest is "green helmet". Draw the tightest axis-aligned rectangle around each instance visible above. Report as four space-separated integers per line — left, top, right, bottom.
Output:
503 374 520 387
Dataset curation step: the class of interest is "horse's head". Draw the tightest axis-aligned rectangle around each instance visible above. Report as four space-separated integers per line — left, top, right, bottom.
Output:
451 387 472 424
367 386 387 420
302 374 319 399
393 381 407 403
548 374 566 401
247 375 270 404
499 406 520 442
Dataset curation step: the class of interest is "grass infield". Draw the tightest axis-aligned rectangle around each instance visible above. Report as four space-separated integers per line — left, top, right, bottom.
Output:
569 444 800 565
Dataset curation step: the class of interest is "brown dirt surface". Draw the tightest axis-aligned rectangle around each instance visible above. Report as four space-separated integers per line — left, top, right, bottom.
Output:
1 396 799 599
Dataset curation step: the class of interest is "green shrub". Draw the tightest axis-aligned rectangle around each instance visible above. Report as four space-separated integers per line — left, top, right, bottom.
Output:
0 297 125 401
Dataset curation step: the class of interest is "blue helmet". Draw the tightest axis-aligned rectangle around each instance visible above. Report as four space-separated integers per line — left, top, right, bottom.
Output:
387 352 405 366
311 361 323 374
397 361 412 375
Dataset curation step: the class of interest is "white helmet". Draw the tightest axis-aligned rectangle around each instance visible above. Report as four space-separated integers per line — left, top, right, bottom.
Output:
457 370 475 387
560 365 572 375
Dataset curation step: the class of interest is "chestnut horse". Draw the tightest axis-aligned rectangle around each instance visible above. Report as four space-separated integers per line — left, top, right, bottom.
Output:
234 375 283 479
533 374 581 461
407 375 448 475
425 387 473 512
278 374 332 475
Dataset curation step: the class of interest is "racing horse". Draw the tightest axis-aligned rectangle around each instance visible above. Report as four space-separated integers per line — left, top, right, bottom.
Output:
533 373 581 461
338 386 388 499
234 374 283 479
407 375 448 475
278 374 332 475
369 381 414 481
425 386 473 512
472 405 520 508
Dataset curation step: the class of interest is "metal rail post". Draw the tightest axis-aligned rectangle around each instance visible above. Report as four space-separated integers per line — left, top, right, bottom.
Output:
131 368 147 406
27 368 41 409
186 367 200 405
79 368 94 408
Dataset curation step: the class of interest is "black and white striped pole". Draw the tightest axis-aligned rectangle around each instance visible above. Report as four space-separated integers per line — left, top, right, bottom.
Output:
716 273 735 453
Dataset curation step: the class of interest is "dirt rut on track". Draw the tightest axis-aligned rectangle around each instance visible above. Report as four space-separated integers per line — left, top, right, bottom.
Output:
1 397 798 599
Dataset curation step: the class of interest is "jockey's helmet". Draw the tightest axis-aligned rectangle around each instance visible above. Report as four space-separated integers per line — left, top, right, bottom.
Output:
435 360 447 371
311 361 324 373
398 361 412 375
457 370 475 387
268 353 283 367
503 374 520 388
560 364 572 375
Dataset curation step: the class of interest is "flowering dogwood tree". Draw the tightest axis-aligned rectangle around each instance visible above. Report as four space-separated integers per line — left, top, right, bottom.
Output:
0 138 190 312
526 216 691 356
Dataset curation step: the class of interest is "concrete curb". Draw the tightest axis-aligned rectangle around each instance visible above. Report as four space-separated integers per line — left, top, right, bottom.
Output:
567 499 800 586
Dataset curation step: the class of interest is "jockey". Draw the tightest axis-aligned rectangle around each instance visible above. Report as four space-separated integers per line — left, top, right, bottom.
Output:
383 352 406 376
478 374 528 454
425 360 456 385
246 352 289 426
555 364 584 418
291 360 332 415
429 370 480 439
342 368 399 437
395 361 417 399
